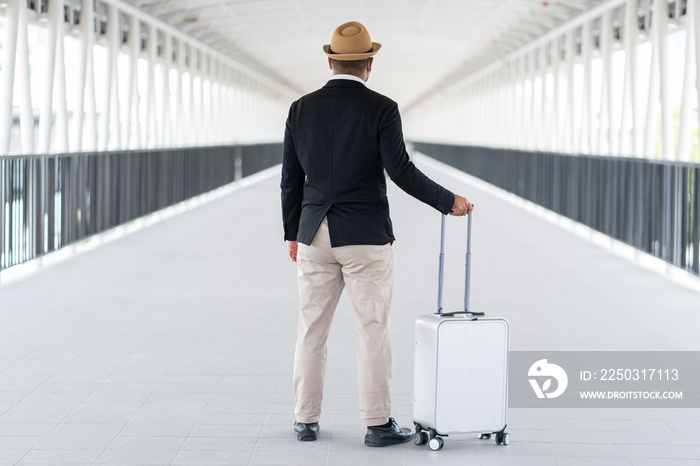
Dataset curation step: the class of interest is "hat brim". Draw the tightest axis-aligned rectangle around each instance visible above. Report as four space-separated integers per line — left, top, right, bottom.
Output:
323 43 381 61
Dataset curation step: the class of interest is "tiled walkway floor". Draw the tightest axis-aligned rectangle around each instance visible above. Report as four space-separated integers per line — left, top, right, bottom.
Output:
0 158 699 465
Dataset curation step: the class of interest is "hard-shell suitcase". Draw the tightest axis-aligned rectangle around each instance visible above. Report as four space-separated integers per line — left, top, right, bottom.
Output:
412 212 510 451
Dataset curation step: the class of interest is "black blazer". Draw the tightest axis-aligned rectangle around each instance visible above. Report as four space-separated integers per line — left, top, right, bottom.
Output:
281 79 455 247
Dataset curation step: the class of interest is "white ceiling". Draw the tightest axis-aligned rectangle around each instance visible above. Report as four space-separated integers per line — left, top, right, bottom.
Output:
123 0 604 108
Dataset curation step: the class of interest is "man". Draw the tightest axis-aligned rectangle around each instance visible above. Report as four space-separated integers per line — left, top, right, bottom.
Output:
281 21 473 447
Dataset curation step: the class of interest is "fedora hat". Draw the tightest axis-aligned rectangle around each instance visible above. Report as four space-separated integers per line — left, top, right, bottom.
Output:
323 21 381 61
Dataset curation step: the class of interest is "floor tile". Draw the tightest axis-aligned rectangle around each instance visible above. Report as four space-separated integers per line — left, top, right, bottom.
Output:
102 436 186 450
326 449 402 466
94 449 179 464
33 436 114 450
552 458 631 466
118 423 192 437
479 456 557 466
48 423 125 437
547 443 625 457
251 449 328 466
617 444 700 459
17 449 103 464
198 413 267 425
172 450 253 465
254 436 328 452
189 424 261 438
0 450 30 464
0 424 57 437
180 437 257 451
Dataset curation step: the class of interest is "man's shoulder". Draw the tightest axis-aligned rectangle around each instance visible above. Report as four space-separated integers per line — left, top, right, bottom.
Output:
362 87 396 106
294 82 396 106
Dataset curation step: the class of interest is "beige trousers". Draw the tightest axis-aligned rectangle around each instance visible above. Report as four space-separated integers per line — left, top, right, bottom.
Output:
294 217 395 427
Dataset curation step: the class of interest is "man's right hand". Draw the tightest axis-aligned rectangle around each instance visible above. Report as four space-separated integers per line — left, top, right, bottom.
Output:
449 194 473 216
287 241 299 263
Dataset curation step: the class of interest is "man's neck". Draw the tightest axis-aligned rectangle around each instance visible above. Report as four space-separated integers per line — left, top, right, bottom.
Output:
330 74 367 86
331 71 365 80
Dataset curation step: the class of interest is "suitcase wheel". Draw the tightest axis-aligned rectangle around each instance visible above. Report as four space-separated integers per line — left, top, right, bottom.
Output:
428 436 444 451
495 432 510 446
412 431 429 445
412 432 421 445
478 433 491 440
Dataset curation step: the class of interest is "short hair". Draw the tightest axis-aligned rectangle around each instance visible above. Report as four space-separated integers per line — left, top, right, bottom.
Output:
330 58 370 75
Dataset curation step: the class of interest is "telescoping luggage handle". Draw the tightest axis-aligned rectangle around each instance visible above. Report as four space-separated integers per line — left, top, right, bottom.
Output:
437 209 485 318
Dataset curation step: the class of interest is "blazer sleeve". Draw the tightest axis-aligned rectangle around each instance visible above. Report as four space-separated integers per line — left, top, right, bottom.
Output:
378 102 455 215
281 103 305 241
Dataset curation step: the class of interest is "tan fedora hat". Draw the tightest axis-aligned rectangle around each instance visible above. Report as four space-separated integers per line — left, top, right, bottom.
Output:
323 21 381 61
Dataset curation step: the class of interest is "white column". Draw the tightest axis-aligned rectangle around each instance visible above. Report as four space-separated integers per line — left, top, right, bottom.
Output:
110 6 121 150
509 61 517 148
146 25 157 148
17 0 35 154
161 33 171 146
496 67 505 146
126 16 140 149
38 0 61 153
0 0 20 154
245 74 252 144
597 10 613 155
494 69 503 146
580 20 593 154
84 0 98 151
677 0 696 162
644 2 661 158
516 57 525 148
255 79 261 141
551 36 561 151
102 4 120 151
210 60 217 144
219 65 226 144
176 39 185 146
527 51 536 150
54 5 69 153
520 55 527 149
472 78 480 145
200 54 207 145
564 30 575 153
620 0 639 157
655 0 674 160
226 67 234 144
233 68 241 144
188 46 197 146
695 0 700 160
538 44 548 151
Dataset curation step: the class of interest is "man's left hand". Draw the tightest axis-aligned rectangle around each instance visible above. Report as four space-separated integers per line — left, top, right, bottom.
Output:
287 241 298 263
449 194 473 216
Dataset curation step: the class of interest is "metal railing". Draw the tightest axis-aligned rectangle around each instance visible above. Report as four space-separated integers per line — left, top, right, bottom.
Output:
414 142 700 277
0 143 282 271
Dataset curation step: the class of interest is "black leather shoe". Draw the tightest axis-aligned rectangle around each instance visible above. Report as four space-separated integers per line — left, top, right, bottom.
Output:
294 421 319 441
364 417 412 447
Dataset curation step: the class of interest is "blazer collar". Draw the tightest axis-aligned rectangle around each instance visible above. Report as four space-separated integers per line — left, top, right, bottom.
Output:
323 79 367 89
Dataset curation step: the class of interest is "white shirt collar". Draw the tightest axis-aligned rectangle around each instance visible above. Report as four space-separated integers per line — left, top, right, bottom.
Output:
329 74 367 86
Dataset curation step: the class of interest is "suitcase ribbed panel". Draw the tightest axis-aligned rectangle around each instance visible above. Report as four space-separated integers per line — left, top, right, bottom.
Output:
434 320 508 434
413 316 438 428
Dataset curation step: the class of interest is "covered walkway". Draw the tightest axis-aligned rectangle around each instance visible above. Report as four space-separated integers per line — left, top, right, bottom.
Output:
1 157 698 465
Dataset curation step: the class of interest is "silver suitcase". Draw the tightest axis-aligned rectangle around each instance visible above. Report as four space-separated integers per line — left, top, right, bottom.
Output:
412 212 510 451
